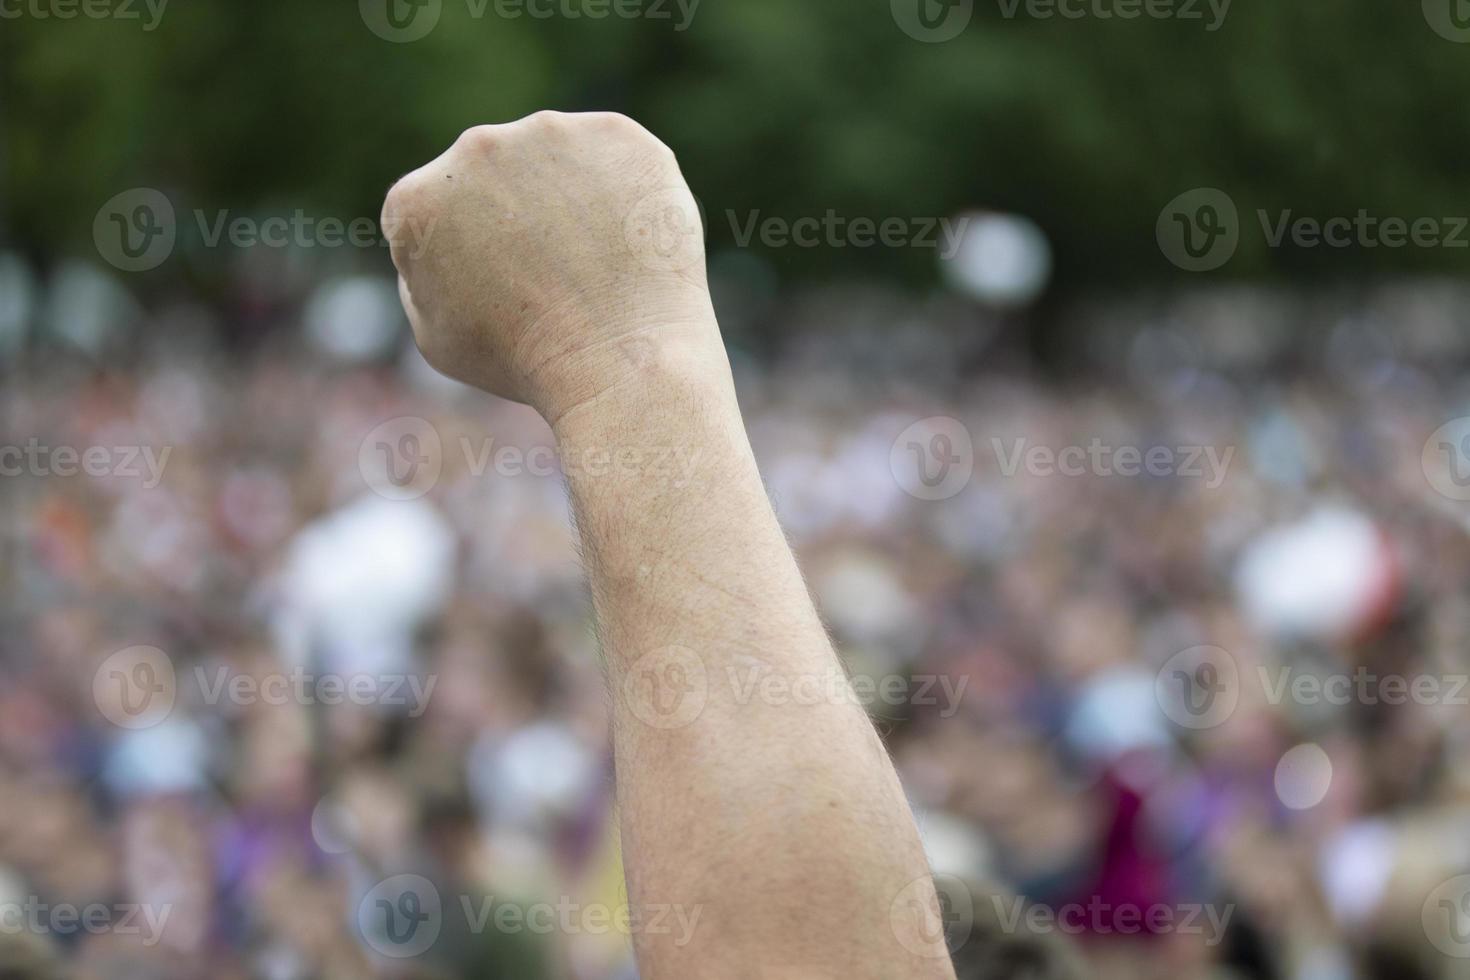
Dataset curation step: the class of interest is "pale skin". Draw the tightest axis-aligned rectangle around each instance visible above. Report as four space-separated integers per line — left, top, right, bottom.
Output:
383 109 957 979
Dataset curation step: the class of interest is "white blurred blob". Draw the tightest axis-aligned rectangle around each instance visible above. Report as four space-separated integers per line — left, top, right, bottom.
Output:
104 718 211 798
274 494 456 679
914 806 992 882
764 417 911 537
1319 819 1396 928
1065 666 1172 762
812 550 918 654
1249 407 1318 488
0 867 26 908
941 212 1052 309
0 252 36 355
468 721 599 831
311 797 358 855
42 260 141 354
304 276 405 363
1235 507 1396 642
1275 742 1333 810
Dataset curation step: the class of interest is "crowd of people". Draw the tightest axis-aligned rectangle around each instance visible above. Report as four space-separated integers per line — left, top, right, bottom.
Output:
4 262 1470 979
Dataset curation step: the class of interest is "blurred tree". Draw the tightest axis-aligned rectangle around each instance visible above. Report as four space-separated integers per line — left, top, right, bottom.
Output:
1 0 1465 289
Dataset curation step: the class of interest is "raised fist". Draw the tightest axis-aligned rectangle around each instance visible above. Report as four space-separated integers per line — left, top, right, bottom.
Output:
381 110 716 423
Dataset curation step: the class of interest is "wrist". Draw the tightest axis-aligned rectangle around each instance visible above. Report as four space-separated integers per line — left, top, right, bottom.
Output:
545 315 735 437
548 332 747 506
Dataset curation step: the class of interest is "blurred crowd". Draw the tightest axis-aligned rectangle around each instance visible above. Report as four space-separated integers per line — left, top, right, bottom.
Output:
5 259 1470 980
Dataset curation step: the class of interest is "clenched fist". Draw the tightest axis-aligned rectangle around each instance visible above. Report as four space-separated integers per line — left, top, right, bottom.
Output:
381 110 718 424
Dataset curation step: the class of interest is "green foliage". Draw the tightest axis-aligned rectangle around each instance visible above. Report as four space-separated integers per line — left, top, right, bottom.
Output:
1 0 1464 287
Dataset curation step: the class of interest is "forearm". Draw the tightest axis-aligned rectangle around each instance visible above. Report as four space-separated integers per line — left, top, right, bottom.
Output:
382 110 954 978
554 322 955 979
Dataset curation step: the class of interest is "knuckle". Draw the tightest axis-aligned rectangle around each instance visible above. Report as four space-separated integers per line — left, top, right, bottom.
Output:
457 124 501 153
525 109 570 130
590 110 636 130
383 172 427 222
592 111 648 140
